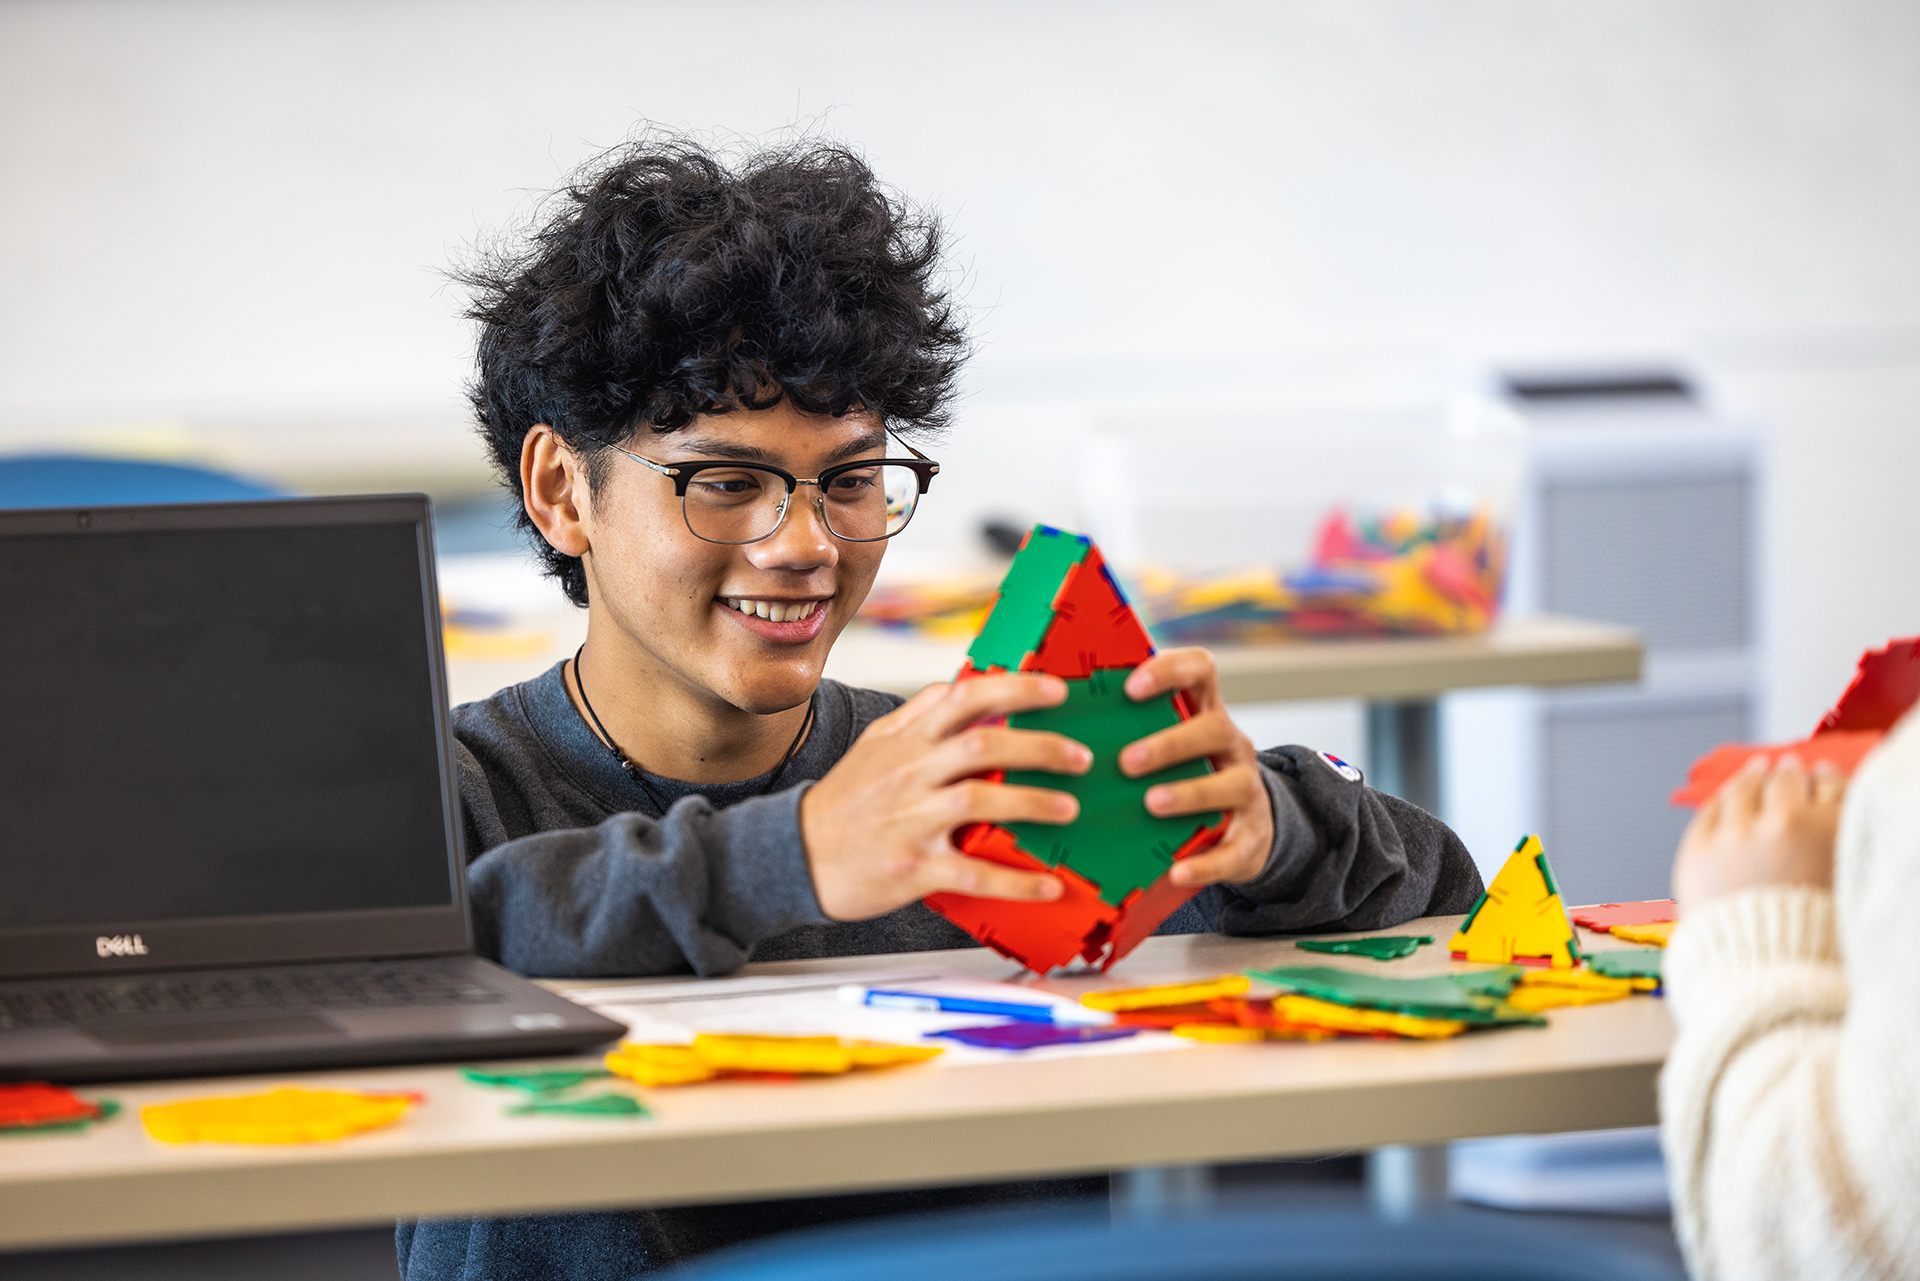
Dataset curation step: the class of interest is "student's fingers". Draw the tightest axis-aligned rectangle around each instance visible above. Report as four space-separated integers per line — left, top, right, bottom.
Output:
1762 754 1812 810
1166 834 1258 888
1119 711 1238 778
921 850 1064 901
1811 762 1848 807
880 681 959 731
919 725 1093 787
1714 756 1770 826
931 779 1080 829
1144 767 1263 820
917 672 1069 740
1123 648 1222 710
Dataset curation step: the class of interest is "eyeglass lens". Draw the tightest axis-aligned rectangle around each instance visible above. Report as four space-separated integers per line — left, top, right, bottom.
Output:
682 464 922 544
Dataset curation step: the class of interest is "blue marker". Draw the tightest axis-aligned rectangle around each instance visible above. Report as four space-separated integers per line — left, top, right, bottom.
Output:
837 985 1113 1026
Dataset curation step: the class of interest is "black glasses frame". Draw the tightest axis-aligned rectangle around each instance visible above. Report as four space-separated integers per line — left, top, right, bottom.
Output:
610 435 941 545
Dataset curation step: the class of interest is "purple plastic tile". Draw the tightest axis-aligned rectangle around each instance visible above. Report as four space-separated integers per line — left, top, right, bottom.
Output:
928 1023 1141 1051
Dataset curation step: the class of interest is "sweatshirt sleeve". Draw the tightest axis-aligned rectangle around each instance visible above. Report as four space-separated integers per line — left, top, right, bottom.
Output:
461 769 831 979
1659 710 1920 1281
1184 745 1485 935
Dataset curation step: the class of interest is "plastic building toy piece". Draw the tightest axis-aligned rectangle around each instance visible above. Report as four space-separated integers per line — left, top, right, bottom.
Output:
1503 968 1636 1013
1214 995 1465 1040
1609 921 1674 948
967 526 1093 672
141 1088 418 1144
1817 636 1920 733
1586 949 1665 983
1447 835 1581 968
928 1023 1140 1051
0 1082 104 1131
461 1067 613 1094
1672 731 1883 807
1112 1003 1237 1028
507 1093 650 1119
606 1036 943 1086
1003 668 1220 906
1 1098 120 1136
1027 547 1155 679
1569 902 1677 933
1172 1023 1273 1042
1080 975 1252 1012
605 1043 718 1087
1294 935 1433 962
1674 636 1920 806
928 525 1229 972
1245 965 1541 1026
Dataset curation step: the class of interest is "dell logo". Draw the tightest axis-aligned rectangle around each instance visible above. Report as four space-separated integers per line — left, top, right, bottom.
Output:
95 934 149 958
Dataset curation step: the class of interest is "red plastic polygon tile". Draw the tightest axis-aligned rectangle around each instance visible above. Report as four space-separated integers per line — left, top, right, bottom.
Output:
1671 730 1884 807
926 840 1116 974
1027 549 1156 680
1816 637 1920 735
1569 900 1678 932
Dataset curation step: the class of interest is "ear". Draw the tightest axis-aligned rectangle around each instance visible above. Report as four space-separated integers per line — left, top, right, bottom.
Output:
520 425 592 558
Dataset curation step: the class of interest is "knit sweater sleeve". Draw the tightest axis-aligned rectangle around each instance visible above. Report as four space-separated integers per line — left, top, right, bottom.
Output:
1659 709 1920 1281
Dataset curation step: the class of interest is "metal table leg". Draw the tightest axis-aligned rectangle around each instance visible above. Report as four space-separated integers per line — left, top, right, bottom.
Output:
1365 699 1440 814
1111 1164 1214 1220
1365 1143 1450 1220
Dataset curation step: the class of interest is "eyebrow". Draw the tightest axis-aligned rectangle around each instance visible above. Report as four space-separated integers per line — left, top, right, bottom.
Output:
667 429 890 469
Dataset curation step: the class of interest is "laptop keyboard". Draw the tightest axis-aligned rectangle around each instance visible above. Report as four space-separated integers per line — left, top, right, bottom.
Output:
0 962 503 1029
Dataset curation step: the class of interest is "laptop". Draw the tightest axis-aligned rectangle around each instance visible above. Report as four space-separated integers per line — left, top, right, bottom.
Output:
0 495 626 1082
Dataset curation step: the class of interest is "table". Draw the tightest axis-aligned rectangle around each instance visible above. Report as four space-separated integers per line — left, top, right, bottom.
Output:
0 920 1671 1252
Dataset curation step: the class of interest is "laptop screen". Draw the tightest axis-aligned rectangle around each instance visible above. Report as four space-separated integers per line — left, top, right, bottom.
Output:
0 511 458 934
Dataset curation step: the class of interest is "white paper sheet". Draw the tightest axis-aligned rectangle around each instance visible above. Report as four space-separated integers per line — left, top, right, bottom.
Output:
559 970 1192 1065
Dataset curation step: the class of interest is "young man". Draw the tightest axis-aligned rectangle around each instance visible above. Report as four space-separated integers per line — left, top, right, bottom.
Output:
399 135 1484 1280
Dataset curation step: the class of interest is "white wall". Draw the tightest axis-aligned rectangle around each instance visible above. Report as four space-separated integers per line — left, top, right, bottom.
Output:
3 0 1918 735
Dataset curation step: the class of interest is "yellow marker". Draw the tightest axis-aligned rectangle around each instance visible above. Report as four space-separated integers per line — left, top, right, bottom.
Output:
1447 835 1580 968
1609 921 1674 948
1080 976 1251 1012
142 1088 415 1144
1270 994 1468 1041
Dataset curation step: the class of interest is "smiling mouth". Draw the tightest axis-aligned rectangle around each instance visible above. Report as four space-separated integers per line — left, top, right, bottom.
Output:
722 597 825 623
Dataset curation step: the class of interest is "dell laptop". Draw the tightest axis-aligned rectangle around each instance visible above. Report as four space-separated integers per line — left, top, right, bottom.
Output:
0 495 625 1081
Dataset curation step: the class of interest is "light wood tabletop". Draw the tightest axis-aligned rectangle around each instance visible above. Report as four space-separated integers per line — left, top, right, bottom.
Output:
446 613 1643 709
0 919 1669 1252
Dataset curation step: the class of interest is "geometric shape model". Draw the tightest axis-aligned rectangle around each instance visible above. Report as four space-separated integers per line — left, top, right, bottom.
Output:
1243 965 1542 1027
926 525 1228 973
1448 835 1581 968
1569 901 1677 933
1673 635 1920 807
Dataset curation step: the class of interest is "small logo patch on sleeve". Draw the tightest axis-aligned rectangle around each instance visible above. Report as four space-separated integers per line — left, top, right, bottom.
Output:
1317 751 1363 783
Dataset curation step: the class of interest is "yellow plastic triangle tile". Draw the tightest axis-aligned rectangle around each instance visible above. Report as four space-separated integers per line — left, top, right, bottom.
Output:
1447 835 1580 968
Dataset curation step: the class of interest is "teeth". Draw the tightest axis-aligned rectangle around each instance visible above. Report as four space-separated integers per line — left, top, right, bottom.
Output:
725 598 820 624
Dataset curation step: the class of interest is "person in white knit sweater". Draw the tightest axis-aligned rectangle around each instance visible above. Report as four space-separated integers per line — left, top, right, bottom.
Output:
1662 705 1920 1280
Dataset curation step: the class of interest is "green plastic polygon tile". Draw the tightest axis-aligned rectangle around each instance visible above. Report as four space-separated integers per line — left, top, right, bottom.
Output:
1587 949 1664 982
1294 935 1433 962
1003 667 1219 906
968 526 1090 672
1245 964 1542 1026
507 1093 651 1119
462 1067 613 1094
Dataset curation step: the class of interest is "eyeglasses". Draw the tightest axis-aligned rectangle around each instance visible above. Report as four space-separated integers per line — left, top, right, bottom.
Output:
609 431 940 546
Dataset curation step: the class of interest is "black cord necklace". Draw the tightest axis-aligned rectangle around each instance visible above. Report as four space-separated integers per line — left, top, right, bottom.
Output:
569 644 817 816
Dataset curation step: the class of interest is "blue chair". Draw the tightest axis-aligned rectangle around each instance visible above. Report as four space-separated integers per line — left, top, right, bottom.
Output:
0 454 282 509
661 1204 1683 1281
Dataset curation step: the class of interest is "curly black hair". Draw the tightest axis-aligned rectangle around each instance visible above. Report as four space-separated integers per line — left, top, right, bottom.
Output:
456 132 970 605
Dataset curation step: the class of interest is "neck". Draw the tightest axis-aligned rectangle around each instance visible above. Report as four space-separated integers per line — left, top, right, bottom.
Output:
566 625 812 786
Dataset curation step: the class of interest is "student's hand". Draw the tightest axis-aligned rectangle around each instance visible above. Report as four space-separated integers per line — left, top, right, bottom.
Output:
1118 648 1275 889
800 673 1089 921
1672 754 1845 916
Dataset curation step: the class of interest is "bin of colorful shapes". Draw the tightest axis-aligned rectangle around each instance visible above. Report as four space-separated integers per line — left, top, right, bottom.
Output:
141 1088 420 1144
604 1035 942 1087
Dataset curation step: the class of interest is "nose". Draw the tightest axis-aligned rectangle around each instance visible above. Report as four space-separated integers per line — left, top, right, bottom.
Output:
746 481 839 572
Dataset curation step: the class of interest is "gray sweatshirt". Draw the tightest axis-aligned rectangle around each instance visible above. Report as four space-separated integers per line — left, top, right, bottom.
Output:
398 664 1484 1280
454 664 1485 977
